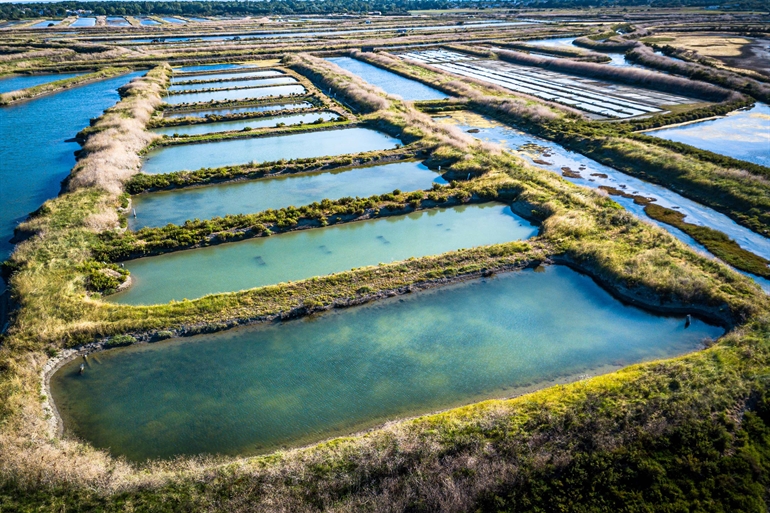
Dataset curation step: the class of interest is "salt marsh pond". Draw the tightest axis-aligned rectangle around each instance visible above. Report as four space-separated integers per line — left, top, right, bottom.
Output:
54 266 721 460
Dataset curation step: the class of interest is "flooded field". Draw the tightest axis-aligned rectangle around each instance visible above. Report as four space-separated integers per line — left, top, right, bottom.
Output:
647 102 770 167
164 84 306 104
167 76 297 93
327 56 447 100
112 203 536 304
53 265 721 460
152 111 338 136
173 64 254 73
163 101 313 119
130 161 445 230
141 127 400 174
402 50 695 118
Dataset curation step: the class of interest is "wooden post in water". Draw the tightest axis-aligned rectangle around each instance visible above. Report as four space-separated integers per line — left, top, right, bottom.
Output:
685 314 692 329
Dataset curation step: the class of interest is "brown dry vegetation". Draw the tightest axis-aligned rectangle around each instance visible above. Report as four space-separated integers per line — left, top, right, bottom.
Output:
66 65 170 194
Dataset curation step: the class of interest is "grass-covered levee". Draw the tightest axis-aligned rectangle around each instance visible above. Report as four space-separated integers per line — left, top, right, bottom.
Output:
0 52 769 512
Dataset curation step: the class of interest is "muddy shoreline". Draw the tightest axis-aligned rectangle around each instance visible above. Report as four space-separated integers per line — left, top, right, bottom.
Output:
42 252 733 441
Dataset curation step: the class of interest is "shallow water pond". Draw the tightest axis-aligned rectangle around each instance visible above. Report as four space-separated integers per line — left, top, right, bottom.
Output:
327 57 447 101
164 84 305 104
152 111 339 136
174 64 252 73
141 127 400 174
54 265 722 460
130 161 445 229
647 102 770 167
112 203 536 304
163 101 312 119
168 76 297 93
440 112 770 291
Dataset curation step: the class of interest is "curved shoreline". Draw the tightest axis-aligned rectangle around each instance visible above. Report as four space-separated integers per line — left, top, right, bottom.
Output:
42 257 731 445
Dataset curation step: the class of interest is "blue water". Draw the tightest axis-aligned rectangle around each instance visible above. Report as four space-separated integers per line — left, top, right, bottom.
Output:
0 73 82 94
70 18 96 27
31 20 61 28
162 17 187 24
170 70 281 84
106 17 130 27
141 127 401 174
130 161 445 229
328 57 448 101
139 18 160 26
164 84 305 105
53 265 722 460
167 76 297 93
648 102 770 167
163 101 312 119
174 64 252 73
0 72 143 292
152 111 339 136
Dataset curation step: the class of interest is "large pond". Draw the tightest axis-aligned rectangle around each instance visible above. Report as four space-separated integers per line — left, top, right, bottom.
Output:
169 70 282 84
153 111 338 137
0 72 82 94
112 203 536 304
130 161 445 229
167 76 297 93
141 127 401 174
164 84 305 105
53 265 722 461
327 57 447 101
647 102 770 167
164 101 312 119
0 72 143 292
439 112 770 290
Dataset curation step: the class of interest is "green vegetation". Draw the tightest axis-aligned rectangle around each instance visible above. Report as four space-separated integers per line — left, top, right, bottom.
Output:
2 25 770 511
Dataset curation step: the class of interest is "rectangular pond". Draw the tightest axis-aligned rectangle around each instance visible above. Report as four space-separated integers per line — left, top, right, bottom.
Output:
164 84 305 105
112 203 537 305
169 70 282 84
646 102 770 167
167 76 297 93
130 161 445 229
173 64 253 73
53 265 722 461
327 57 447 101
152 111 339 137
141 127 401 174
70 17 96 27
163 101 313 119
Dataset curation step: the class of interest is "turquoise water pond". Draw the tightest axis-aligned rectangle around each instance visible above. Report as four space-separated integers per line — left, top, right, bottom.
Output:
130 161 445 229
168 76 297 93
112 203 536 304
53 265 722 461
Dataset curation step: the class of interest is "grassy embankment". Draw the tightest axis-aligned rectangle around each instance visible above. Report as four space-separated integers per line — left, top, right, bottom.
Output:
349 50 770 272
1 54 770 511
0 67 129 105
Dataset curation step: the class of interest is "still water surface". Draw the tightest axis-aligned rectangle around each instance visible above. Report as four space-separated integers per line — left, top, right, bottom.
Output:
164 84 305 104
113 203 536 304
141 127 401 174
168 76 297 93
163 101 312 119
328 57 447 100
54 265 722 460
130 161 445 229
152 111 338 136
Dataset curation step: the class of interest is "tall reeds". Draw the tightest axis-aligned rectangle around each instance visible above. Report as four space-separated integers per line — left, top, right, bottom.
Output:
67 65 170 194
